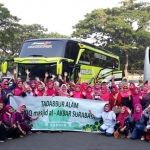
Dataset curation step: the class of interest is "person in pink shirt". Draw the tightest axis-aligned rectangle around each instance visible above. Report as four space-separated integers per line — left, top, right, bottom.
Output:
72 84 83 99
45 81 55 96
132 87 141 108
59 84 69 97
99 85 110 101
85 84 94 100
35 84 44 96
14 80 24 96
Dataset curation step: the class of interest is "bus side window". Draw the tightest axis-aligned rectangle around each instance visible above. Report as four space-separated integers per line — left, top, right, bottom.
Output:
65 41 80 62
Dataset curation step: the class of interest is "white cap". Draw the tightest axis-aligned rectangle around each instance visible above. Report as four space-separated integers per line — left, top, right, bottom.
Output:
102 79 108 83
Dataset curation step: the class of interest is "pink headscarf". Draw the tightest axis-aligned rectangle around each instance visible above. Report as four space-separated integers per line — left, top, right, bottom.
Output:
30 80 36 94
93 82 101 94
46 81 55 96
59 84 69 97
132 87 141 107
121 85 130 98
36 84 44 96
73 84 82 98
132 104 143 122
14 80 23 96
86 84 93 99
17 104 26 113
100 85 109 101
141 81 150 98
81 82 88 93
117 106 129 128
111 84 118 95
2 105 15 126
1 80 9 90
129 82 135 95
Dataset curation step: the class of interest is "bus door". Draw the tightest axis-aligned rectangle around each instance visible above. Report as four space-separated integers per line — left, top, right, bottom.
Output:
73 64 80 83
62 61 80 83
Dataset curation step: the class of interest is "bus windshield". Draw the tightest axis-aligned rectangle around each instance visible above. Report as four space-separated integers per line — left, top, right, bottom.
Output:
19 40 65 57
18 64 56 81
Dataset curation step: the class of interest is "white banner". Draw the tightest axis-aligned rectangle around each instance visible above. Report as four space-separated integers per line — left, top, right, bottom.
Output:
10 96 107 132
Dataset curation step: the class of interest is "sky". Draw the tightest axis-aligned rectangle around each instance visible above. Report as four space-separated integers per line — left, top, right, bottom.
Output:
0 0 149 36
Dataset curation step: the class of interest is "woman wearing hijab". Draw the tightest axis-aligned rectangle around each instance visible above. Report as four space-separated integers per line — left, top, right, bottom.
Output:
0 102 6 142
85 85 94 100
129 82 136 95
99 85 110 101
30 80 36 95
142 105 150 142
109 84 122 109
59 84 69 97
23 83 33 96
14 80 24 96
89 104 116 137
80 82 88 97
54 81 60 96
93 82 101 100
121 85 132 109
72 84 83 99
132 87 141 108
115 106 132 138
1 80 16 105
2 105 22 139
141 82 150 110
129 104 146 140
15 104 40 135
0 85 4 103
45 81 55 96
35 84 44 96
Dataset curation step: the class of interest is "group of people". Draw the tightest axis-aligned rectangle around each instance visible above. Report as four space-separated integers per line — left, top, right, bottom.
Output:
0 69 150 142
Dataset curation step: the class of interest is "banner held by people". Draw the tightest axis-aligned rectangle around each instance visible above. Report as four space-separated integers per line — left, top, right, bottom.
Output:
10 96 107 132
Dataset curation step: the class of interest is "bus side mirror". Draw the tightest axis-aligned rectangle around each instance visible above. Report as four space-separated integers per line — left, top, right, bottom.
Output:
1 61 8 75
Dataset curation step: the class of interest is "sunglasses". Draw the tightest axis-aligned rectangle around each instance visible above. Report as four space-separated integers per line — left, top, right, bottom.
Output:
5 83 9 85
123 87 128 89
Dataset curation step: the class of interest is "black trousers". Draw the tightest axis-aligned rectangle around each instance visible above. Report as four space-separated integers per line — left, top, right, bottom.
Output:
0 124 7 140
7 127 21 138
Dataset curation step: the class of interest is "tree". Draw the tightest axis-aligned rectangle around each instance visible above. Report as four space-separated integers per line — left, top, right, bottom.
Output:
72 0 150 79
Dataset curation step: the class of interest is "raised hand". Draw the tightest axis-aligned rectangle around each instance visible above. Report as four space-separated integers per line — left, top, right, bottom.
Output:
35 88 38 95
58 75 62 80
98 74 102 79
25 69 30 75
127 108 132 115
52 75 56 79
13 69 17 75
78 72 82 78
89 109 92 114
45 72 49 78
64 72 68 77
112 74 115 79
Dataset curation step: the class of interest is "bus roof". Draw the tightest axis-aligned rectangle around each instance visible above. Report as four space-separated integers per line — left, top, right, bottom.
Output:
25 38 72 43
24 38 118 58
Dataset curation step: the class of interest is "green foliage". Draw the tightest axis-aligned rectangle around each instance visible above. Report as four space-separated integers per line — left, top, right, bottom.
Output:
72 0 150 70
0 3 69 72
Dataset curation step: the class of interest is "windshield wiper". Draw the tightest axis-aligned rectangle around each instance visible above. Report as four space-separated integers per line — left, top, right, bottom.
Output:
28 55 47 57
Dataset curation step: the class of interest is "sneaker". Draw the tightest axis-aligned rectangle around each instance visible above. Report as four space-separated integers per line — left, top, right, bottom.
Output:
126 133 131 138
20 135 23 138
141 136 145 141
37 131 42 134
7 137 13 140
27 131 32 135
0 140 5 142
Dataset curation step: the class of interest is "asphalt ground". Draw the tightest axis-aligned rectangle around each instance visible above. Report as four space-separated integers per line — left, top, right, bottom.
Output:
0 131 150 150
